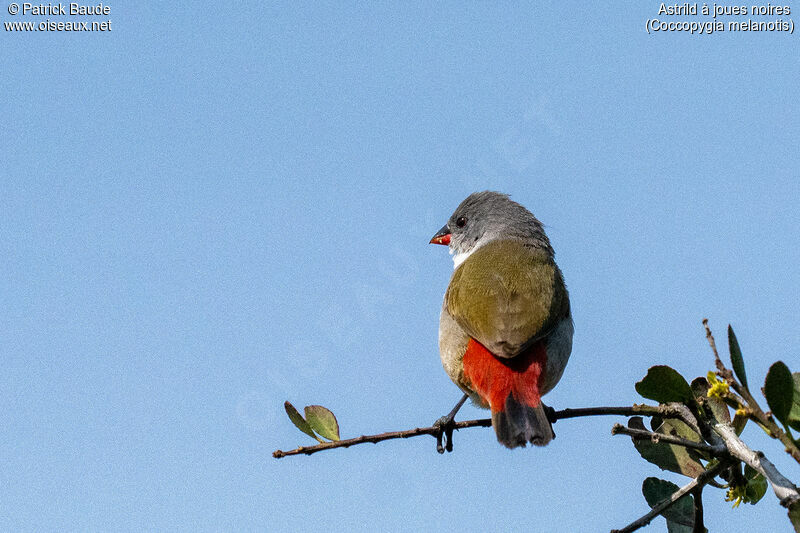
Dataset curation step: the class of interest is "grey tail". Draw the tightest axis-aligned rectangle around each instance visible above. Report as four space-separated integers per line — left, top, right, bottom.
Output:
491 395 555 448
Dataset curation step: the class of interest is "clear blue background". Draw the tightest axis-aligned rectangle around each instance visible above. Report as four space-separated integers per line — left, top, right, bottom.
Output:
2 2 799 531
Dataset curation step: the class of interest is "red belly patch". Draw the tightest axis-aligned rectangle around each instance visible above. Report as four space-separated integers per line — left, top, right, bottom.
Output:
462 338 546 412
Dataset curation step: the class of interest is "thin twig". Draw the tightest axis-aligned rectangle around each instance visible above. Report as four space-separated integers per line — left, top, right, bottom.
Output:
610 460 729 533
555 403 704 438
691 485 705 533
611 423 725 455
702 318 726 377
553 405 664 420
273 404 684 459
273 418 491 458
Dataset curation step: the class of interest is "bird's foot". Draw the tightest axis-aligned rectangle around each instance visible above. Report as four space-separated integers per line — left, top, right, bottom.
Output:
432 414 457 454
433 394 469 453
432 393 469 454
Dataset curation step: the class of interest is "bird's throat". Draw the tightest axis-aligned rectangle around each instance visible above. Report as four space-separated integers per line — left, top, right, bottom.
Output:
451 239 487 269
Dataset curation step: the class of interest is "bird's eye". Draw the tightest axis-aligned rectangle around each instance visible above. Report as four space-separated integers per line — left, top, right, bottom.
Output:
456 216 467 228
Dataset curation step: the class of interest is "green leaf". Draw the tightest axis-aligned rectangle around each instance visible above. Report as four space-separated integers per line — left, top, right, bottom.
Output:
667 519 694 533
642 477 694 532
764 361 794 425
691 377 731 425
731 412 748 435
789 372 800 432
728 325 748 390
789 501 800 533
744 465 767 505
304 405 340 441
284 401 322 442
629 417 705 477
635 365 694 405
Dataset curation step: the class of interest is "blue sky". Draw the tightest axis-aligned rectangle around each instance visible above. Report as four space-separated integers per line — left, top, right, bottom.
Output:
2 2 799 531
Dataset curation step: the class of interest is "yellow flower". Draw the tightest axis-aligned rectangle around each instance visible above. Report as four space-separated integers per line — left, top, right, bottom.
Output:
725 485 746 508
707 371 730 398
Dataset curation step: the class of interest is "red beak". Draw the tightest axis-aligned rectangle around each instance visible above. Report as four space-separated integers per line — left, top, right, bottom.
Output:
430 224 451 246
430 234 451 245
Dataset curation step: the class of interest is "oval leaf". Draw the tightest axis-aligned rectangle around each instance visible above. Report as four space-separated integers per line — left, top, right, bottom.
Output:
789 502 800 532
666 520 694 533
789 372 800 432
691 377 731 425
304 405 340 441
628 418 705 477
635 365 694 404
642 477 694 530
731 412 749 435
744 465 768 505
764 361 793 425
728 325 748 390
284 401 321 442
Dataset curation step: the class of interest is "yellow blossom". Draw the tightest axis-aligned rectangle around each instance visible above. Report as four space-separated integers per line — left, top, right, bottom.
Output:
725 485 746 508
707 379 730 398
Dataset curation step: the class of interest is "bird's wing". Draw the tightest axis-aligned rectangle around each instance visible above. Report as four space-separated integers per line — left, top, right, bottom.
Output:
445 239 569 359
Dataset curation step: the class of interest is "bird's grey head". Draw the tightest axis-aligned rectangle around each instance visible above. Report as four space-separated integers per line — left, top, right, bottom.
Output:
431 191 553 267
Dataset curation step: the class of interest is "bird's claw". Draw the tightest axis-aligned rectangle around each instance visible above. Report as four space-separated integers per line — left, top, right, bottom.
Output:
433 415 456 454
433 393 468 453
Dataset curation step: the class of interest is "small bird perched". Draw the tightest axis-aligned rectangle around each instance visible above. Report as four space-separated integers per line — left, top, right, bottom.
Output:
430 191 573 448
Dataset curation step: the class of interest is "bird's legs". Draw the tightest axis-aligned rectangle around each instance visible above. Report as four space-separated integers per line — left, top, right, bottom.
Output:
433 393 469 453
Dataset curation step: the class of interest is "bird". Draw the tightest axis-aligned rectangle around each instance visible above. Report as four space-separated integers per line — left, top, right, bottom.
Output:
430 191 572 448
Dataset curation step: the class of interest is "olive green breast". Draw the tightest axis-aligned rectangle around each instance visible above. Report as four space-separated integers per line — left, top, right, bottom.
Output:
444 239 569 359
